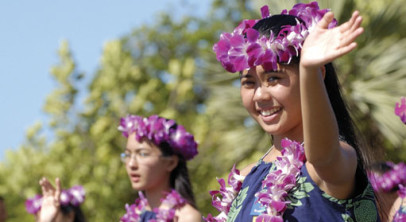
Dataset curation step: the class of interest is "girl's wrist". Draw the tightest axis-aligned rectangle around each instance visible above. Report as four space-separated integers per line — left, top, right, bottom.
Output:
299 63 323 76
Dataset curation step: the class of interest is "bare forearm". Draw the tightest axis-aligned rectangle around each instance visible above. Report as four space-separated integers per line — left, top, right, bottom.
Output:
300 65 340 166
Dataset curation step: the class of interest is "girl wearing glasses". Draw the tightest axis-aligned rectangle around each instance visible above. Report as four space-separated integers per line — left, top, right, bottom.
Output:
118 115 201 221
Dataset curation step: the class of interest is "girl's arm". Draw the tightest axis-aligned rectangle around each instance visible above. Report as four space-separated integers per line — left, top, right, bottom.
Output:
299 11 364 199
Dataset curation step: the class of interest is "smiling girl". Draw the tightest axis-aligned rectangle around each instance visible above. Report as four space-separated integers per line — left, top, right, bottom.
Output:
206 2 380 221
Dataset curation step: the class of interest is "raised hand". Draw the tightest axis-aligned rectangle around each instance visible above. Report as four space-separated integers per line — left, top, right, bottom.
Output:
300 11 364 68
38 177 61 222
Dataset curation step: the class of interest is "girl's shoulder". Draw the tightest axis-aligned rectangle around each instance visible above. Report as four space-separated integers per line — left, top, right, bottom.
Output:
177 203 202 222
240 162 257 177
389 196 403 221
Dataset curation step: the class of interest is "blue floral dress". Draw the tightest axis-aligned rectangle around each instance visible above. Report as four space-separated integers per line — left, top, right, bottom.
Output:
140 211 156 221
227 160 380 222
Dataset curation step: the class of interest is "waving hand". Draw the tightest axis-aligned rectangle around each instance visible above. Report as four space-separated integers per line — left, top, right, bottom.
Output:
300 11 364 68
38 177 61 222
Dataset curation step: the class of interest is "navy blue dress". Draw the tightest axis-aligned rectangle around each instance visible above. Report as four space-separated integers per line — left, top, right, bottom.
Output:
140 211 156 221
227 160 380 221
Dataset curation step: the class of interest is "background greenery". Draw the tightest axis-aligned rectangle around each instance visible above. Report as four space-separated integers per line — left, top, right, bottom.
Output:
1 0 405 220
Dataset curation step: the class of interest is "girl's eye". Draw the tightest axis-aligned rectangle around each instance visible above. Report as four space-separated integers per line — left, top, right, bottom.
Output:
137 151 151 157
267 76 280 82
241 80 255 87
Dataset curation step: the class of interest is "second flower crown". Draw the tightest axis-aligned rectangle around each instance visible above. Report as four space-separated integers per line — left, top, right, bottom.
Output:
118 115 198 160
213 1 337 73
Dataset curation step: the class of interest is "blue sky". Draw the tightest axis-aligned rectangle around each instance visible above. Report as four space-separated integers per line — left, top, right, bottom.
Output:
0 1 211 161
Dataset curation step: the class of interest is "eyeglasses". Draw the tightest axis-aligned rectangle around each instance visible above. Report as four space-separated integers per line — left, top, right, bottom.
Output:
120 151 163 163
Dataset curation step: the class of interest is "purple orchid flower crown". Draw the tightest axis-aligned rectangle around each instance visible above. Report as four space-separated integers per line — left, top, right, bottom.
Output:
25 185 85 214
213 1 337 73
118 115 198 160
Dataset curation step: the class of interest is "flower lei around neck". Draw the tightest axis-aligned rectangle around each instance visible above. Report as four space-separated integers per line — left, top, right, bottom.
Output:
120 190 186 222
118 114 198 160
25 185 86 214
213 1 337 73
205 138 306 222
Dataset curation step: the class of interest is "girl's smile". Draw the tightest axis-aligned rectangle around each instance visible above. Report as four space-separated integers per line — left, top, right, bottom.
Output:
258 106 283 122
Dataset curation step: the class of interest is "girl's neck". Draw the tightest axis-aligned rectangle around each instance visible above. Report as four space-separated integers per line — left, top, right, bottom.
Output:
273 134 303 150
144 183 172 209
262 131 304 163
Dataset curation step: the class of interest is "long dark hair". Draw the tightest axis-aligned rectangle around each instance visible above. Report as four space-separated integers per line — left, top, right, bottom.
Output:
252 14 374 185
158 125 197 209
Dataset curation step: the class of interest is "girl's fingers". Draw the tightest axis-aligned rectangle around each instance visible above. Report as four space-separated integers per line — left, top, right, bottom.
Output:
55 178 61 193
351 15 363 33
40 177 50 195
341 11 362 34
340 26 363 48
317 11 335 29
337 42 358 57
39 177 59 197
338 11 363 50
54 178 61 204
339 12 355 32
348 11 359 27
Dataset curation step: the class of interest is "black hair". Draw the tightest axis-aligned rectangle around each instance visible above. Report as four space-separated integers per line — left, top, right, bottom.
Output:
253 14 301 37
158 123 197 209
60 205 86 222
252 14 373 189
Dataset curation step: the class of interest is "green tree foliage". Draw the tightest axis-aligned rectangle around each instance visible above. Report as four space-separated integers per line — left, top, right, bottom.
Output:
1 0 406 220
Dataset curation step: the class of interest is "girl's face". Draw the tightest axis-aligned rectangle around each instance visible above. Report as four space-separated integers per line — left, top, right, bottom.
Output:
124 134 175 191
240 64 303 139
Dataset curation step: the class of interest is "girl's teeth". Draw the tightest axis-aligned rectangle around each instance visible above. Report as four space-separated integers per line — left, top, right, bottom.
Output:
261 110 272 116
261 108 280 116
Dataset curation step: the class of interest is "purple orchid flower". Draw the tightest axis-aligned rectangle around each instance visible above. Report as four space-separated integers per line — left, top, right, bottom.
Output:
69 185 85 206
59 190 71 206
395 97 406 124
25 194 42 214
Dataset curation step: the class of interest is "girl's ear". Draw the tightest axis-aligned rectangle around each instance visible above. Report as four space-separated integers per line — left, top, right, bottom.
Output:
166 155 179 172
